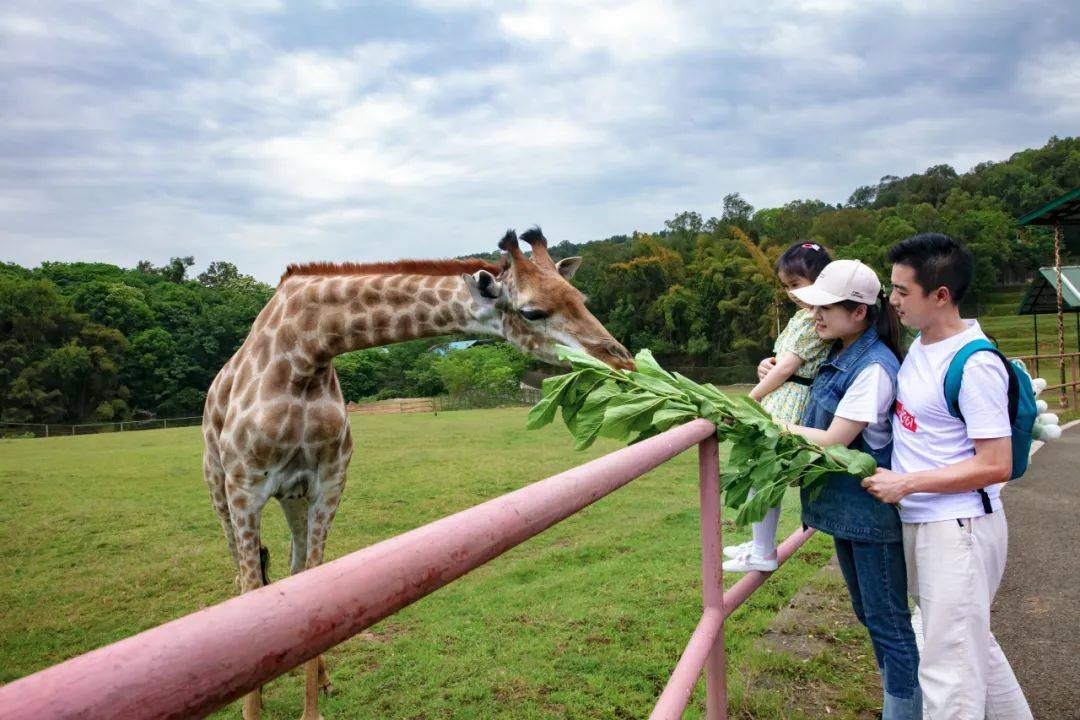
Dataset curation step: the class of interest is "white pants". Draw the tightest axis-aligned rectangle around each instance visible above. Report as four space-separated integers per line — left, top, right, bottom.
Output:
903 512 1033 720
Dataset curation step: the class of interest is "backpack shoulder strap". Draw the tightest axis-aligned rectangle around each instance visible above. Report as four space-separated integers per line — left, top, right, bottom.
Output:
942 338 1020 514
943 338 999 420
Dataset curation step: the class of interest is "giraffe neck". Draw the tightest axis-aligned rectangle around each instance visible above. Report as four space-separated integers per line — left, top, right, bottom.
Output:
259 273 501 375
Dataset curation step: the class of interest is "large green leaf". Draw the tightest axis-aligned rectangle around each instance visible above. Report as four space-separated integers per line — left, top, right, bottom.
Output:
571 381 622 450
632 348 678 382
526 372 578 429
626 371 684 398
556 344 617 373
599 395 668 440
528 351 878 526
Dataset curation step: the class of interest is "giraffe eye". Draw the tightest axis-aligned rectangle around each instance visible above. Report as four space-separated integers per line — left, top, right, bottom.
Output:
519 308 550 321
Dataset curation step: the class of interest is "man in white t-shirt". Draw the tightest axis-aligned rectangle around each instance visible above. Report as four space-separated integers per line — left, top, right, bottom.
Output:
862 234 1032 719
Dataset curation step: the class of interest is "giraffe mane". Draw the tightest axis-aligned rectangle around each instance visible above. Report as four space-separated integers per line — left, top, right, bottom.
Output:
279 258 507 284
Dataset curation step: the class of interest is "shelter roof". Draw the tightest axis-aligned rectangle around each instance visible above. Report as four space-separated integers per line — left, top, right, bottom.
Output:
1018 187 1080 226
1018 266 1080 315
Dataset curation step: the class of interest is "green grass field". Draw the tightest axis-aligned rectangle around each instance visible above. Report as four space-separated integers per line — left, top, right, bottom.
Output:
976 287 1079 358
0 408 879 719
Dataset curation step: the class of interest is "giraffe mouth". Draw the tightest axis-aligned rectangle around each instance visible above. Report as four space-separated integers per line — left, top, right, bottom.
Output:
583 340 636 372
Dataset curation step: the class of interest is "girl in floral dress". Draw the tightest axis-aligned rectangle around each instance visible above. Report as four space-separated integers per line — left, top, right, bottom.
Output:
723 242 833 572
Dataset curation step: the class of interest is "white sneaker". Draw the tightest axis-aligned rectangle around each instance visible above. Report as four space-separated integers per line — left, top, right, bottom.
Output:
722 550 779 573
723 540 753 559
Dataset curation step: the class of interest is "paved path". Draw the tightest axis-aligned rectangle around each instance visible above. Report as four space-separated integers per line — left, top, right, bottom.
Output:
991 422 1080 717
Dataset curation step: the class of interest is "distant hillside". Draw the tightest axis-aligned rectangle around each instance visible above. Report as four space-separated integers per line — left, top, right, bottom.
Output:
3 136 1077 424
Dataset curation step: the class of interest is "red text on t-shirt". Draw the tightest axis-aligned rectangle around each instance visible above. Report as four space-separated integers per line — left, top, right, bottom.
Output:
896 400 918 432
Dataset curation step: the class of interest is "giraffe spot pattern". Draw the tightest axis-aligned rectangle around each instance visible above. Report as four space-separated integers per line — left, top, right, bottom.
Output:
201 263 574 713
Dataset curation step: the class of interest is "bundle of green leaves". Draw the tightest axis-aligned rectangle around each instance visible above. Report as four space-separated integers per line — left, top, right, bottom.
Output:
527 346 878 525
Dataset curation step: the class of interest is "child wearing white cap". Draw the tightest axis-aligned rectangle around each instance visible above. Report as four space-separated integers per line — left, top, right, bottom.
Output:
780 258 922 720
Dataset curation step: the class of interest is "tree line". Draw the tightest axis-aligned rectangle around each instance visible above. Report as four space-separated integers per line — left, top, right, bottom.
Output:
534 135 1078 366
2 136 1077 424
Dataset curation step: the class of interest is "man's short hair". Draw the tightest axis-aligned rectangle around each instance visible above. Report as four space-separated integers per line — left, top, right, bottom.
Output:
887 233 974 304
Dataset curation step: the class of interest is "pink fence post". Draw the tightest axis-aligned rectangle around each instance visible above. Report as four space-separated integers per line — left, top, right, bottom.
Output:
650 441 816 719
699 434 726 719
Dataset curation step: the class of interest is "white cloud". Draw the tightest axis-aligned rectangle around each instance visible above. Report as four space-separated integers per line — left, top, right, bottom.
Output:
497 0 705 61
1017 42 1080 110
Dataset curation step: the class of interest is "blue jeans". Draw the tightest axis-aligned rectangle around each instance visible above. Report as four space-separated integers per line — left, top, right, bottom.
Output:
834 537 922 720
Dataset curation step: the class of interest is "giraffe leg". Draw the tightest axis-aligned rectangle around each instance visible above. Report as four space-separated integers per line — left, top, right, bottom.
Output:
279 497 309 576
281 498 333 697
204 460 241 587
299 474 345 720
228 482 268 720
317 656 331 696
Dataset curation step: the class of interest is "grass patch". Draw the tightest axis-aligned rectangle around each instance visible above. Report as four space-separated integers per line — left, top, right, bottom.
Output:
0 407 873 718
977 288 1080 420
977 286 1079 358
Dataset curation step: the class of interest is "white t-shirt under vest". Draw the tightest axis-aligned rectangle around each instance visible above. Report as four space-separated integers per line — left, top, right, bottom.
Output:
892 320 1011 523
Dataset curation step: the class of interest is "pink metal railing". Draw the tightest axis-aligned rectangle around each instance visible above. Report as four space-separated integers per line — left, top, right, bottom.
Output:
0 419 815 719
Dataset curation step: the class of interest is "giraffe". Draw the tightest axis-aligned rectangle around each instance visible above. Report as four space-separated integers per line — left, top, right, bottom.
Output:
201 228 633 720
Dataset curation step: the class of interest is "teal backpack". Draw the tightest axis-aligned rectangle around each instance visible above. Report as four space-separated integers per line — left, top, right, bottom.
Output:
943 339 1039 507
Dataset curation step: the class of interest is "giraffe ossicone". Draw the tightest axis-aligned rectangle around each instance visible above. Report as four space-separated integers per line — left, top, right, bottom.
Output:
201 228 632 719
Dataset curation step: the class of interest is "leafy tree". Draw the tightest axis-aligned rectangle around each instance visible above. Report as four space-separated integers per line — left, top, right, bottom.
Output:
405 351 445 397
835 236 888 278
664 211 705 235
846 185 876 208
765 199 834 246
810 208 877 248
73 282 154 336
125 328 182 412
433 344 527 397
162 256 195 283
158 387 206 417
0 258 271 422
721 192 754 231
333 350 386 402
136 256 195 283
198 261 242 288
650 284 699 351
600 235 686 349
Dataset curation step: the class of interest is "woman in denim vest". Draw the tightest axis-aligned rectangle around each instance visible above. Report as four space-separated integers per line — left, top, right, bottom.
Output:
780 260 921 720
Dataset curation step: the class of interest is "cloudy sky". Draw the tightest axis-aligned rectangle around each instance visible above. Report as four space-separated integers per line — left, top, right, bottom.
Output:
2 1 1078 283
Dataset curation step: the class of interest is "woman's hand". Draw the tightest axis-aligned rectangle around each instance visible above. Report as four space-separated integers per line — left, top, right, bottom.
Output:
757 356 777 381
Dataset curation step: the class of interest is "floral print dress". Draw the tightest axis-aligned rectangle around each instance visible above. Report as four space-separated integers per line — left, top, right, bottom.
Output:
760 309 830 423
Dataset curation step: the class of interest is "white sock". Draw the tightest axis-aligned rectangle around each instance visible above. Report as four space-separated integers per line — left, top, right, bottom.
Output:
749 494 781 558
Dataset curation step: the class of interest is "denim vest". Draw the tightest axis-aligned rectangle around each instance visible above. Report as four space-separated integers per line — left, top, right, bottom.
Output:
800 326 903 543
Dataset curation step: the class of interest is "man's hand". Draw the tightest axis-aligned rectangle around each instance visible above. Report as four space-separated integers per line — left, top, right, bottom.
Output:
757 356 777 381
861 468 912 505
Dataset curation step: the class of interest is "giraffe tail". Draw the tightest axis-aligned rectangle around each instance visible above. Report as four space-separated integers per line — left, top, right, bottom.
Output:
259 544 271 585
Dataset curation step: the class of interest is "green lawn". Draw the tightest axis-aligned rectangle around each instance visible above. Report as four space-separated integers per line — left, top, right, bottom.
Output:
976 287 1079 358
976 288 1080 417
0 408 877 719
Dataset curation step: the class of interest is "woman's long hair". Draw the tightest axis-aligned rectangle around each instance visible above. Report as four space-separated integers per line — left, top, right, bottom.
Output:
840 291 905 361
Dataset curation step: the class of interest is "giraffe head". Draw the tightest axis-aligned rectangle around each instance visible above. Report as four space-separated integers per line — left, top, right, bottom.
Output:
462 228 635 371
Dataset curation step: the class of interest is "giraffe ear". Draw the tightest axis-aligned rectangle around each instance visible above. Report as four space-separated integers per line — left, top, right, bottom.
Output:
462 271 503 304
555 256 582 280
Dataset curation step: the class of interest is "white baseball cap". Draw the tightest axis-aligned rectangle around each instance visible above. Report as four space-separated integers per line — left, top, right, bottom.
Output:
792 259 881 307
